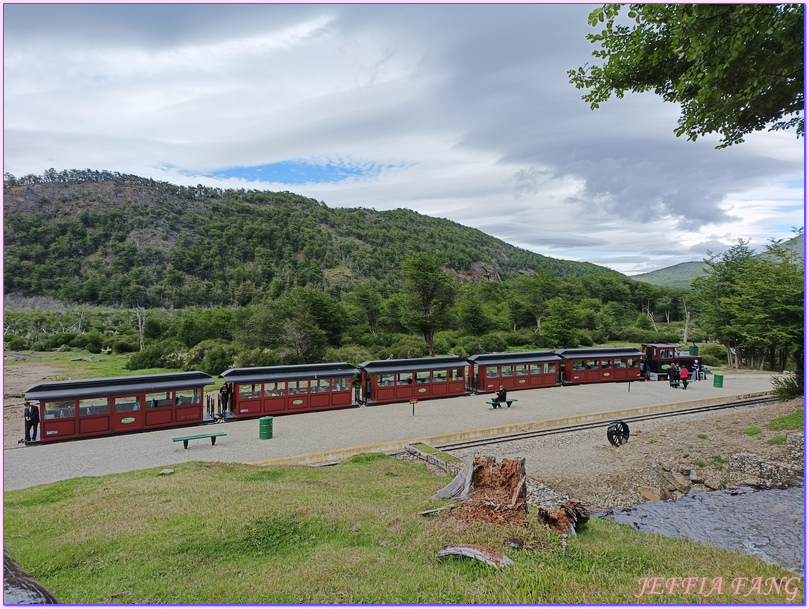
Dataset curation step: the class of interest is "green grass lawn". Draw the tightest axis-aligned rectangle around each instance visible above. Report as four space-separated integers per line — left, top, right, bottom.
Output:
5 456 802 604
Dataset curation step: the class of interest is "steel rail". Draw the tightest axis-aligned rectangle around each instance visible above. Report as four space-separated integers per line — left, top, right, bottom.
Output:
435 395 778 452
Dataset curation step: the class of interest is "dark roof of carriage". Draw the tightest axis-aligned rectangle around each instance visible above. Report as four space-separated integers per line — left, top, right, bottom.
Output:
359 356 468 374
555 347 644 359
220 363 359 384
467 351 561 366
25 371 214 401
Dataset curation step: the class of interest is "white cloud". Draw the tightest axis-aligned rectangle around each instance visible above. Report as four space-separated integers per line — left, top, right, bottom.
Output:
3 3 804 275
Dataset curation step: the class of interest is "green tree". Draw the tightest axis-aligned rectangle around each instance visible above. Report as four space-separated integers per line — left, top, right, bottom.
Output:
400 254 458 357
511 270 561 332
541 298 582 348
569 4 804 148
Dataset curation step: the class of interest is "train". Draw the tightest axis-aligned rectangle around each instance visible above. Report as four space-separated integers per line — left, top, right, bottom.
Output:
23 343 703 443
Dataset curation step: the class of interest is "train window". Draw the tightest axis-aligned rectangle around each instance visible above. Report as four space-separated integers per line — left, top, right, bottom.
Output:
415 371 430 384
146 392 172 408
264 382 285 396
486 368 499 378
449 369 464 382
115 396 140 412
379 374 395 387
79 397 109 416
572 360 585 370
289 380 309 394
615 359 627 369
516 365 528 376
175 389 201 405
397 373 414 385
239 384 260 399
586 360 598 370
44 401 74 419
433 370 447 382
501 366 515 377
332 378 350 391
601 360 612 369
313 379 330 393
547 362 556 374
660 349 674 359
628 358 639 368
529 364 541 375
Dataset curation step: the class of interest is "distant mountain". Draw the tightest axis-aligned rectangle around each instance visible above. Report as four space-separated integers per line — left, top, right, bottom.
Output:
3 170 617 308
629 261 706 290
630 233 804 290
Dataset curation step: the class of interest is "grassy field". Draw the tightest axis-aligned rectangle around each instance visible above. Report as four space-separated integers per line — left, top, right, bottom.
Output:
5 455 802 605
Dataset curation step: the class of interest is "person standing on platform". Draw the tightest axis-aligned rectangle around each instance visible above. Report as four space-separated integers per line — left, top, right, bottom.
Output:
692 360 700 381
219 383 231 412
668 365 679 388
680 365 690 390
24 401 39 443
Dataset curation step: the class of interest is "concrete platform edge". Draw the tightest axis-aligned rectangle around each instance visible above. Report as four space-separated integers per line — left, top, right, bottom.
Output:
253 391 772 467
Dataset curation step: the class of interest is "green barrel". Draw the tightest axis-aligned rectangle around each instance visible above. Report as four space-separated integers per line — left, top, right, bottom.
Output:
259 416 273 439
689 344 699 356
713 374 724 388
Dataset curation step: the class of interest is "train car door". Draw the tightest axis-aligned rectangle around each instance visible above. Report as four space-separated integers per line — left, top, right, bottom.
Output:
395 372 415 400
286 380 310 410
431 369 448 396
262 382 287 414
78 397 111 436
41 400 77 441
447 368 466 395
112 394 144 432
310 379 332 410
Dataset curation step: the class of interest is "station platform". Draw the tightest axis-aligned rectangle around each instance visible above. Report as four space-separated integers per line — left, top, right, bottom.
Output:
3 374 775 491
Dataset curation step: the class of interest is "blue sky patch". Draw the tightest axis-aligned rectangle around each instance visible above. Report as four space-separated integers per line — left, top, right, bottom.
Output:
210 161 376 184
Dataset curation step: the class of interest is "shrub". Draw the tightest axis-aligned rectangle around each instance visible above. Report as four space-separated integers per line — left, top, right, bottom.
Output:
700 343 727 361
125 339 185 370
577 331 594 347
771 373 803 402
5 336 26 351
112 337 138 354
701 355 723 367
85 330 103 354
480 332 507 353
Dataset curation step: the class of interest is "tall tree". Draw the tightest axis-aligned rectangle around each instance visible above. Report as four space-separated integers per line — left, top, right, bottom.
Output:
569 4 804 148
400 254 458 357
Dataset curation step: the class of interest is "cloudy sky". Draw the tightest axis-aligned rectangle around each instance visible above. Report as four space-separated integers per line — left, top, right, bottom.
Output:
3 3 804 274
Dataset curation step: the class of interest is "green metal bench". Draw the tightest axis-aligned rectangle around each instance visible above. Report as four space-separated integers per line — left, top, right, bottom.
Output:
486 399 517 409
172 432 226 449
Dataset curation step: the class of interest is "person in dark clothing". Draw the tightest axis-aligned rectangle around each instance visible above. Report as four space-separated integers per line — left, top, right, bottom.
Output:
494 385 508 408
668 365 680 388
219 384 231 412
24 402 39 443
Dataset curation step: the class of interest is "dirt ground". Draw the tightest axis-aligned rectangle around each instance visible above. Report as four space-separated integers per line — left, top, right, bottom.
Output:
449 397 804 510
3 356 63 446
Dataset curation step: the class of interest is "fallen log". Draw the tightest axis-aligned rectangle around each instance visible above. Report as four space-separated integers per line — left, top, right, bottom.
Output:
431 453 476 500
436 544 515 568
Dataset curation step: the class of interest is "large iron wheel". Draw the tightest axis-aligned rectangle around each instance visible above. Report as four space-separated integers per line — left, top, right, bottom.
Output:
607 420 630 447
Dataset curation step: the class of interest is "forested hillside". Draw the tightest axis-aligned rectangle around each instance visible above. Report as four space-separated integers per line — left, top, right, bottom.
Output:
4 170 611 308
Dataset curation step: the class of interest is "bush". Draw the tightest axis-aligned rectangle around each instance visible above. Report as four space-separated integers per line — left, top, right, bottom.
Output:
201 345 238 376
700 343 727 361
125 339 185 370
577 331 594 347
701 355 723 367
5 336 26 351
480 332 507 353
85 330 103 354
112 337 138 354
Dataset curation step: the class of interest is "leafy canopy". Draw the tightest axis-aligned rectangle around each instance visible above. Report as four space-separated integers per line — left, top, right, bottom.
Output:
569 4 804 148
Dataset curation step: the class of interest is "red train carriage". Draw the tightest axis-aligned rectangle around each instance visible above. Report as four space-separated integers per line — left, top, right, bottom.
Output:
25 372 214 443
467 351 561 393
359 356 468 405
641 343 704 381
556 347 643 385
220 363 359 418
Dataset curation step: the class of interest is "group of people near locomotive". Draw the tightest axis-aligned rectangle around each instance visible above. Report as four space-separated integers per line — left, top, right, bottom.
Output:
23 343 703 443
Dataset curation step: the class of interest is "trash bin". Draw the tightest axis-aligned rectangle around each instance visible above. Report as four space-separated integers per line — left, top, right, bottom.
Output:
259 416 273 439
689 344 699 356
713 374 724 388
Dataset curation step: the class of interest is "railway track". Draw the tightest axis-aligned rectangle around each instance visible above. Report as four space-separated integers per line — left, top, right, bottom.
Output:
435 395 778 452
